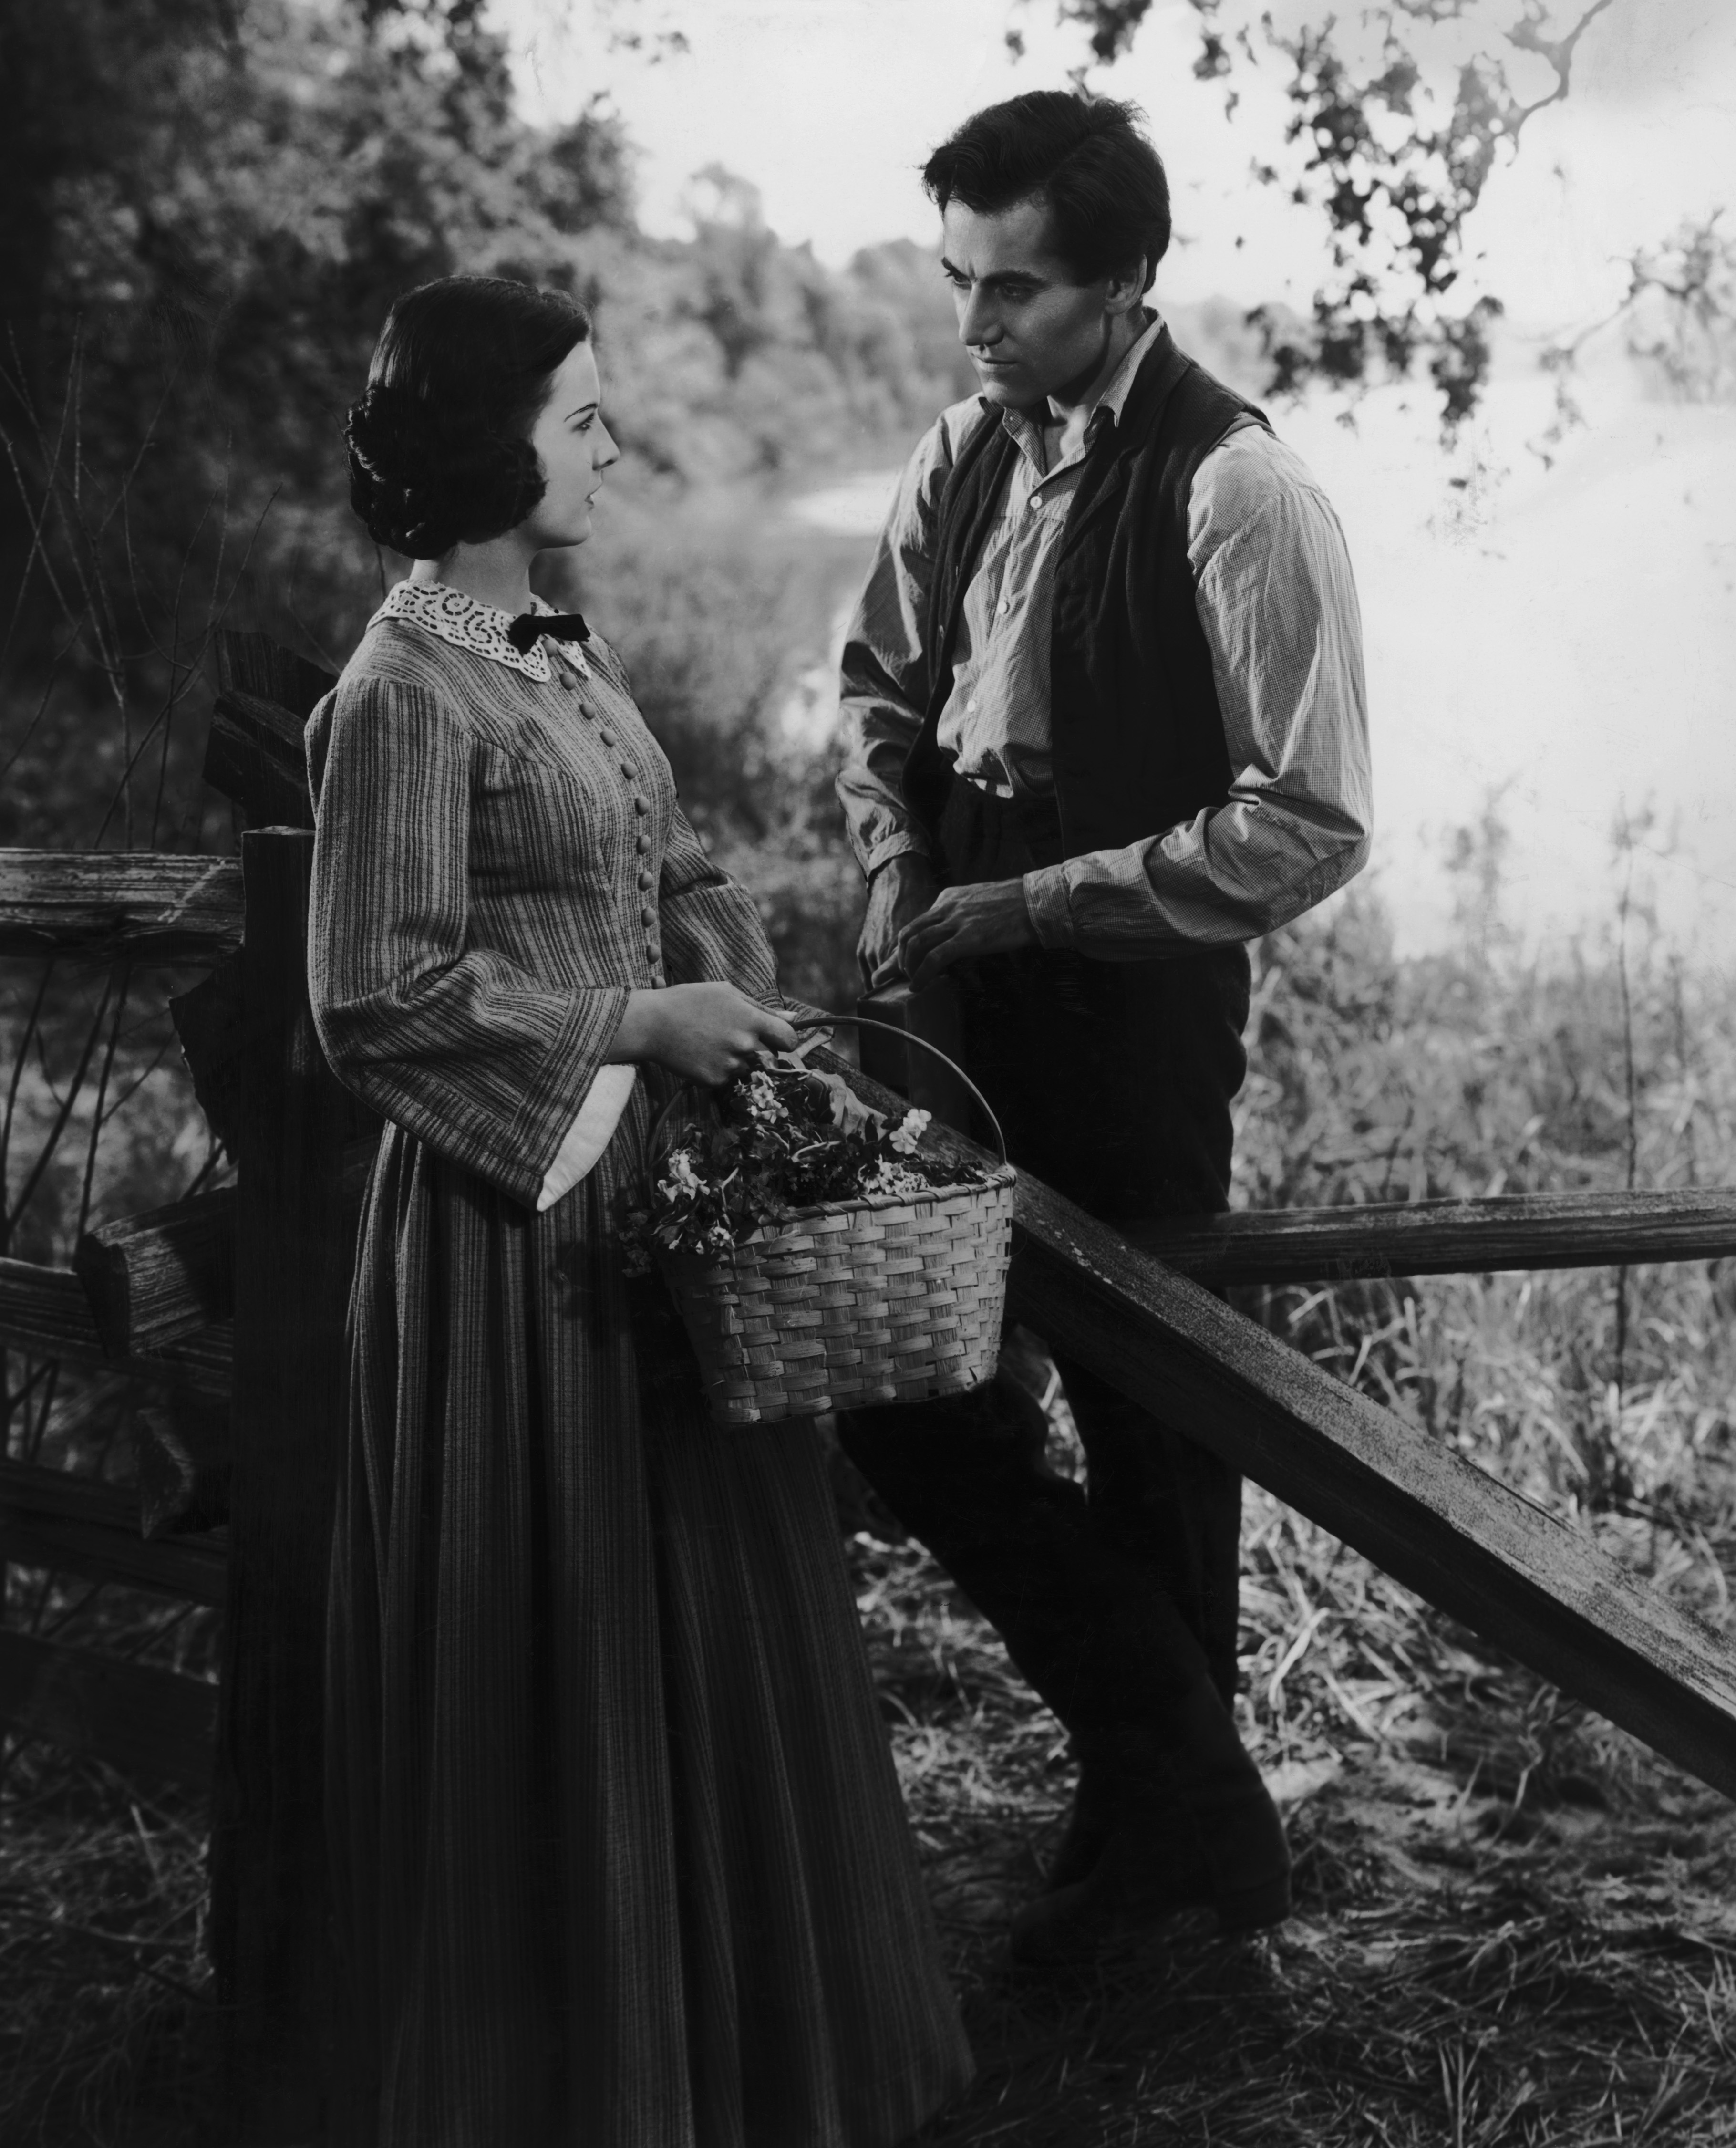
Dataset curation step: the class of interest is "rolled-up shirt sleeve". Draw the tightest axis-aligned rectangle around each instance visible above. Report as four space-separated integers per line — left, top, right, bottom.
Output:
1021 429 1372 957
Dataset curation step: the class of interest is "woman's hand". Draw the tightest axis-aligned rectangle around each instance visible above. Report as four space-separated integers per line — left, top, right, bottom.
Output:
896 879 1036 988
607 983 798 1086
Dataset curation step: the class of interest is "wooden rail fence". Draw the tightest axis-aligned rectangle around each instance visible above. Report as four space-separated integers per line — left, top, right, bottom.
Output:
3 629 1736 2143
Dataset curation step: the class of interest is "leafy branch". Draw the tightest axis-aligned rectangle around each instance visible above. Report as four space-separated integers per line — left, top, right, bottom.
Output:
1024 0 1619 427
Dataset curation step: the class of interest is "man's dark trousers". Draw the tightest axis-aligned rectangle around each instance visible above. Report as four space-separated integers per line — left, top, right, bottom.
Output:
837 777 1251 1776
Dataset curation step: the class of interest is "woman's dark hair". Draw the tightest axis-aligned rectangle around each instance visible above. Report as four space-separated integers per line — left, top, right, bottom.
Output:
344 276 591 558
922 91 1170 293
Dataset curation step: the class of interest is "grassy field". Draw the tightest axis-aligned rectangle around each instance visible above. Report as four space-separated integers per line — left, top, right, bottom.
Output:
3 871 1734 2145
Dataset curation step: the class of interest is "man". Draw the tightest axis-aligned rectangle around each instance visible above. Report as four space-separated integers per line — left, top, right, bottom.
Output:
833 89 1371 1963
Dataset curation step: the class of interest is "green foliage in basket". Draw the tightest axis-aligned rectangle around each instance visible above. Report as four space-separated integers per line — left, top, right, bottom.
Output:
621 1040 993 1264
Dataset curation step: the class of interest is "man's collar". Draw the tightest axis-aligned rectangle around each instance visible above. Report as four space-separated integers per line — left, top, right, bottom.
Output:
1073 309 1166 429
986 309 1167 438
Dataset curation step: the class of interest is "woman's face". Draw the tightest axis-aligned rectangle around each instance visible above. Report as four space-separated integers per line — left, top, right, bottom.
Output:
522 340 618 550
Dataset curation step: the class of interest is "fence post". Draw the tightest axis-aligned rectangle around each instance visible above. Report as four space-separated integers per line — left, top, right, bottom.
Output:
209 828 349 2143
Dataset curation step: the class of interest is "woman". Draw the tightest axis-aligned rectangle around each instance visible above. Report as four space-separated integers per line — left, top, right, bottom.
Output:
308 275 972 2148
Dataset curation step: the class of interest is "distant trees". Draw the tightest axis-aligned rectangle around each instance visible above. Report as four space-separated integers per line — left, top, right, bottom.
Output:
0 0 970 847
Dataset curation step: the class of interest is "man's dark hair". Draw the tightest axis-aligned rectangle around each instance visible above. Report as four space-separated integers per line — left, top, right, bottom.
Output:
922 91 1170 293
345 276 591 559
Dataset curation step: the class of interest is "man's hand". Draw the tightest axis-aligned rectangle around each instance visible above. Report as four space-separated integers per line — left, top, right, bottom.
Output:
896 879 1036 988
858 853 939 988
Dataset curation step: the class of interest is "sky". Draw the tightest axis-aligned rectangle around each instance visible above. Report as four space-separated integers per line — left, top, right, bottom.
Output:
486 1 1736 962
495 0 1736 336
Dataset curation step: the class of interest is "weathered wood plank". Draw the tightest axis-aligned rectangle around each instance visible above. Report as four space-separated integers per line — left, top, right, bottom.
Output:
210 828 350 2138
206 691 315 830
215 629 337 724
1014 1185 1736 1801
77 1188 236 1356
1127 1187 1736 1285
0 1256 231 1397
136 1392 233 1539
68 1166 1735 1377
821 1046 1736 1804
74 1142 374 1358
170 956 248 1156
0 1458 227 1605
0 1629 216 1788
0 850 243 964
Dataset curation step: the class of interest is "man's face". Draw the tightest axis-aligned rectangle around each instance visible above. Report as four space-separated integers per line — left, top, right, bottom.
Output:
940 195 1124 410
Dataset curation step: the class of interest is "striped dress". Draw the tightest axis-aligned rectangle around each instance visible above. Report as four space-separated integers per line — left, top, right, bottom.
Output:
305 599 972 2148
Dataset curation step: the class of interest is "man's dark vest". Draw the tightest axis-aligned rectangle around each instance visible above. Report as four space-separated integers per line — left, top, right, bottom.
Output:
902 325 1270 1215
903 322 1268 855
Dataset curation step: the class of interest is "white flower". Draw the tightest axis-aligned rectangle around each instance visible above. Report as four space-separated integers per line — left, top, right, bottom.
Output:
889 1108 931 1156
659 1148 702 1199
744 1069 787 1121
862 1159 926 1200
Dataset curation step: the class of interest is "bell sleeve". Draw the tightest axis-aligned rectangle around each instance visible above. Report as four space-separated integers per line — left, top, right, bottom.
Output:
657 806 783 1006
306 674 632 1209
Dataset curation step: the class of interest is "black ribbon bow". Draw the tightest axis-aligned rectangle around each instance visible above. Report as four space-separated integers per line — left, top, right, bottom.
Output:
506 610 591 654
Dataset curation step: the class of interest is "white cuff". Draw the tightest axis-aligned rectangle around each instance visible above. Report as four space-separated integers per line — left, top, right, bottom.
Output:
536 1064 639 1212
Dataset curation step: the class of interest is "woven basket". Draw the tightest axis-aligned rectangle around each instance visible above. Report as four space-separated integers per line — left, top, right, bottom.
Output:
651 1017 1017 1427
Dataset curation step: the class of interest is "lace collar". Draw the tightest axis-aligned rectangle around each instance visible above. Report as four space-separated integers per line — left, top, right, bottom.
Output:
369 580 589 683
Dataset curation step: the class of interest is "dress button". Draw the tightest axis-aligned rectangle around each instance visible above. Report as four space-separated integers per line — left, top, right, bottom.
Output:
637 869 653 890
633 796 649 815
641 904 657 926
620 766 636 781
599 729 615 745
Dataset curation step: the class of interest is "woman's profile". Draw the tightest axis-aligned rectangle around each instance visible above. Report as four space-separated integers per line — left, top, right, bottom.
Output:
307 273 972 2146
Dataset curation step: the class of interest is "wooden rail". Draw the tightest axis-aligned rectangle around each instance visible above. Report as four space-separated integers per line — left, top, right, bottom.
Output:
0 850 243 965
67 1175 1736 1367
0 1256 231 1395
1126 1186 1736 1284
0 1459 227 1605
827 1048 1736 1803
77 1188 238 1356
207 690 317 832
75 1144 375 1357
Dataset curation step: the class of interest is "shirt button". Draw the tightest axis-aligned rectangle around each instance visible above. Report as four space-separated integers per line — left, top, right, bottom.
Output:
637 868 653 890
641 904 656 925
599 728 616 746
633 796 649 815
620 766 637 781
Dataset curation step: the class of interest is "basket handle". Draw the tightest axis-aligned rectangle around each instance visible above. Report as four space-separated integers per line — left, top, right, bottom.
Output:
644 1012 1007 1170
794 1013 1006 1166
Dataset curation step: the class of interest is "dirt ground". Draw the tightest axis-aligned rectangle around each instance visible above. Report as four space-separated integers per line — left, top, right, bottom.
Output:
850 1515 1736 2148
6 1488 1736 2146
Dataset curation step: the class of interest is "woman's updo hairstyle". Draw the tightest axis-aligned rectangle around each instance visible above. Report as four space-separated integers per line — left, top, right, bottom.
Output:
345 276 592 559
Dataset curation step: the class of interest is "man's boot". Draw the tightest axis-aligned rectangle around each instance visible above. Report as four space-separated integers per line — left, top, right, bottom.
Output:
1041 1750 1117 1892
1010 1687 1290 1964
